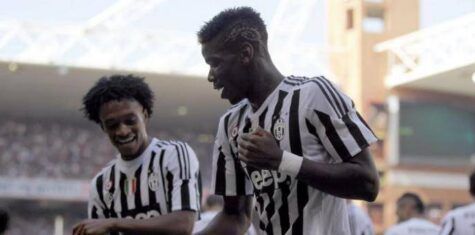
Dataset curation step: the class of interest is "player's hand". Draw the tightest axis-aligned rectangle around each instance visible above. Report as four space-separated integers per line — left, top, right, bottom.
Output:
237 127 283 170
72 219 116 235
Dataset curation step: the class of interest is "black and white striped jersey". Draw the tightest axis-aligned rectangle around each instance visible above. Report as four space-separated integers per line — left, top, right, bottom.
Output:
88 138 200 223
440 203 475 235
210 76 378 235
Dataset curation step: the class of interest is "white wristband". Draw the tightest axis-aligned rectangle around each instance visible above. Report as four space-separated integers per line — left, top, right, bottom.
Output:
278 151 303 177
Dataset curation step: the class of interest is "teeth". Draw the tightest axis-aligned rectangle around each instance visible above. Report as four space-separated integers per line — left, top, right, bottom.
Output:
117 136 135 144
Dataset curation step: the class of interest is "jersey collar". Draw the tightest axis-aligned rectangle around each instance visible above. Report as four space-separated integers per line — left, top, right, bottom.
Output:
116 137 158 174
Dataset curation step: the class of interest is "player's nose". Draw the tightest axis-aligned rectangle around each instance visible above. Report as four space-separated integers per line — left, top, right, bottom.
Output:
115 123 131 137
207 70 215 83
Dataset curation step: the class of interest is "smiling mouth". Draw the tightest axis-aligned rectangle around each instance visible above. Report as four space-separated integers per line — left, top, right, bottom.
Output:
115 136 136 146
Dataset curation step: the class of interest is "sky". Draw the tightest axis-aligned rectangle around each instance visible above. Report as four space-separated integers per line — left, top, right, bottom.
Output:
2 0 473 43
0 0 473 76
0 1 303 33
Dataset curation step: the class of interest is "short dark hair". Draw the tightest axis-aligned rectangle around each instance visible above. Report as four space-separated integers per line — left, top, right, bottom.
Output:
470 170 475 196
0 209 8 233
82 74 154 124
197 7 268 46
398 192 425 214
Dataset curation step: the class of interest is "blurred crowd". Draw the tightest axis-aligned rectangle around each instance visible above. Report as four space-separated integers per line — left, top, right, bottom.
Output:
0 116 216 235
0 119 215 183
6 212 53 235
1 208 82 235
1 119 475 235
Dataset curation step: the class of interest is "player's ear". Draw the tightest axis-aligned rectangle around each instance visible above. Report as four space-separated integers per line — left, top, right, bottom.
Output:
98 121 105 131
143 109 150 120
239 42 254 65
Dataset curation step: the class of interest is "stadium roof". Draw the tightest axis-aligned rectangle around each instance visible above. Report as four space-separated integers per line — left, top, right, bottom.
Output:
0 62 228 132
375 12 475 97
0 0 331 78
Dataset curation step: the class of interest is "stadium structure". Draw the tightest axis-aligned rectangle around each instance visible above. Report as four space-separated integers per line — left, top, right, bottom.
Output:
328 0 475 233
0 0 474 234
0 0 329 234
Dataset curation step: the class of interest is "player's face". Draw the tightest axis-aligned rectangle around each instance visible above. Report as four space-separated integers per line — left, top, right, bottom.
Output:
396 199 412 222
202 39 251 105
99 99 149 160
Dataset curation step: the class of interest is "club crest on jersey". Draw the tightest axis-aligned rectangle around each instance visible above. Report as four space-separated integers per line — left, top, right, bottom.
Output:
104 180 113 191
273 117 285 141
148 172 160 191
231 125 239 139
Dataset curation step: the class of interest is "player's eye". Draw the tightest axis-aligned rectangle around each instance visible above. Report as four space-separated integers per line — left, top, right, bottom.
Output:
105 122 119 131
210 60 221 68
124 116 137 126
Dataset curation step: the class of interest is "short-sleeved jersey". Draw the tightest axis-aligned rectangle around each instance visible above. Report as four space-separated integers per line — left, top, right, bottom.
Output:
88 138 200 223
384 218 440 235
210 76 378 235
348 203 374 235
440 203 475 235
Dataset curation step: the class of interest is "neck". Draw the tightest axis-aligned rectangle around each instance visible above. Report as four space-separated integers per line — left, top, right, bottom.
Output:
122 136 151 161
248 58 284 111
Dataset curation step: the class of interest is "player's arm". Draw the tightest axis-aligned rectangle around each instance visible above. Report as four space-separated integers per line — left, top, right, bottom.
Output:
195 111 255 235
294 97 379 201
74 142 201 235
73 211 196 235
72 175 120 234
87 175 107 219
238 80 379 201
238 128 378 201
194 195 253 235
297 148 378 201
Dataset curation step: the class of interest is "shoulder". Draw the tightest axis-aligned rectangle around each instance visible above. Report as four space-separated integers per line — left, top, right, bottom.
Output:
282 75 336 93
409 219 439 230
283 75 346 105
445 203 475 220
219 99 249 122
395 220 414 229
156 140 198 162
286 76 355 117
385 224 403 235
215 99 249 138
92 160 116 181
155 139 192 153
442 209 457 222
89 160 116 190
422 219 440 229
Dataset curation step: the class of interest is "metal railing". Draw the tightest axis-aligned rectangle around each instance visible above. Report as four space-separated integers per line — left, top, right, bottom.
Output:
0 0 329 77
375 12 475 87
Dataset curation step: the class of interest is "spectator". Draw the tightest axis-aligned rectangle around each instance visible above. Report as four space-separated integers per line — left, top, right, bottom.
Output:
0 119 215 183
385 192 439 235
